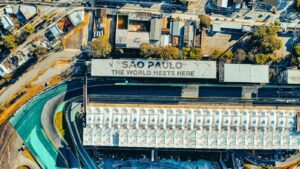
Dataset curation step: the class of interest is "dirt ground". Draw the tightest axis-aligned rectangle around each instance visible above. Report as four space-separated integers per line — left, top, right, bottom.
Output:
32 59 71 85
0 123 40 169
0 58 71 126
201 32 243 55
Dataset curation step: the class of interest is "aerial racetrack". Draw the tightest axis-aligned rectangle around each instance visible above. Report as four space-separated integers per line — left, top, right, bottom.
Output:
8 79 300 169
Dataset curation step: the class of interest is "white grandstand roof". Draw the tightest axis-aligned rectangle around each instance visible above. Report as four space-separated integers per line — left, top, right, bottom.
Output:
83 104 299 150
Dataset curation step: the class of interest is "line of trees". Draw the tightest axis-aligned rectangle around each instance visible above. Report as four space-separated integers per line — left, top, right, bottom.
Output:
140 43 203 60
293 44 300 67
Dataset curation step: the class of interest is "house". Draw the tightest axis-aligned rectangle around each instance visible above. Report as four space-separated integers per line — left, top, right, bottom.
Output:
215 0 229 8
184 21 195 47
160 35 171 46
67 10 84 27
4 5 18 15
115 12 154 48
233 0 242 9
49 24 63 39
211 22 253 33
18 4 37 23
0 62 13 76
171 19 184 47
150 18 162 41
220 64 269 83
257 0 279 9
279 69 300 84
0 15 14 30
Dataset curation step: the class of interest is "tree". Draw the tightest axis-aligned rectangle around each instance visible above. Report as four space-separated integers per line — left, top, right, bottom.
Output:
189 48 202 60
199 14 212 28
33 46 48 57
140 42 155 58
211 49 223 60
234 48 247 63
181 47 202 60
223 50 234 60
261 36 282 53
182 47 190 59
90 37 112 57
250 25 282 56
255 53 275 65
23 24 35 34
3 35 17 49
158 46 179 60
293 45 300 57
42 14 50 22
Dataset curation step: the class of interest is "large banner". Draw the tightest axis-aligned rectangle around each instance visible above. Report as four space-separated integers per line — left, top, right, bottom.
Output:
91 59 216 79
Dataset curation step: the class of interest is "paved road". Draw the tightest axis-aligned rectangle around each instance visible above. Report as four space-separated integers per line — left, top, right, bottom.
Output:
0 50 80 106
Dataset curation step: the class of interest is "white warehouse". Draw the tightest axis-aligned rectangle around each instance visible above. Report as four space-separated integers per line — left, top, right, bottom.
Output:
83 104 300 150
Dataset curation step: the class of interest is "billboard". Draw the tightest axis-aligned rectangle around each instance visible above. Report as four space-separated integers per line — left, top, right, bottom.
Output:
91 59 216 79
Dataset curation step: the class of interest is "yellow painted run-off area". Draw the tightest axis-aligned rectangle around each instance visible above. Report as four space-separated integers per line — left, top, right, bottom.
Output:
54 111 66 137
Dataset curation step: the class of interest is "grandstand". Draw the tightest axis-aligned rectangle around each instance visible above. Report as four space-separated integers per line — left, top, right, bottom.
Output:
83 104 300 150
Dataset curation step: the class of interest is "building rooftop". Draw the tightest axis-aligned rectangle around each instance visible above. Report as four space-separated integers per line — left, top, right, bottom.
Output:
67 10 84 27
222 64 269 83
1 15 14 30
116 30 150 48
4 5 18 15
285 69 300 84
49 24 63 39
83 103 299 149
172 20 184 36
212 22 243 32
19 4 37 20
150 18 162 41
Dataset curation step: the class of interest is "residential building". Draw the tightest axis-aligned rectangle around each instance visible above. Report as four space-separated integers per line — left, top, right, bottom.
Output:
150 18 162 41
0 15 14 31
0 62 13 76
184 21 195 47
211 22 253 33
49 24 63 39
17 4 37 24
67 10 84 27
214 0 229 8
257 0 279 8
115 13 154 48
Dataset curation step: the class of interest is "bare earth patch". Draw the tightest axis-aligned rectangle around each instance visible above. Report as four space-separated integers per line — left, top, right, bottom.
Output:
0 123 40 169
201 33 243 55
61 12 89 49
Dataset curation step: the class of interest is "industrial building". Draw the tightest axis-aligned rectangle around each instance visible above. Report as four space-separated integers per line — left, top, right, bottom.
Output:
83 104 300 150
279 69 300 84
220 64 269 83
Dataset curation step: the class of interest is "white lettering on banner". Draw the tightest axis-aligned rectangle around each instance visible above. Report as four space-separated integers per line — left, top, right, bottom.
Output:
91 59 217 79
